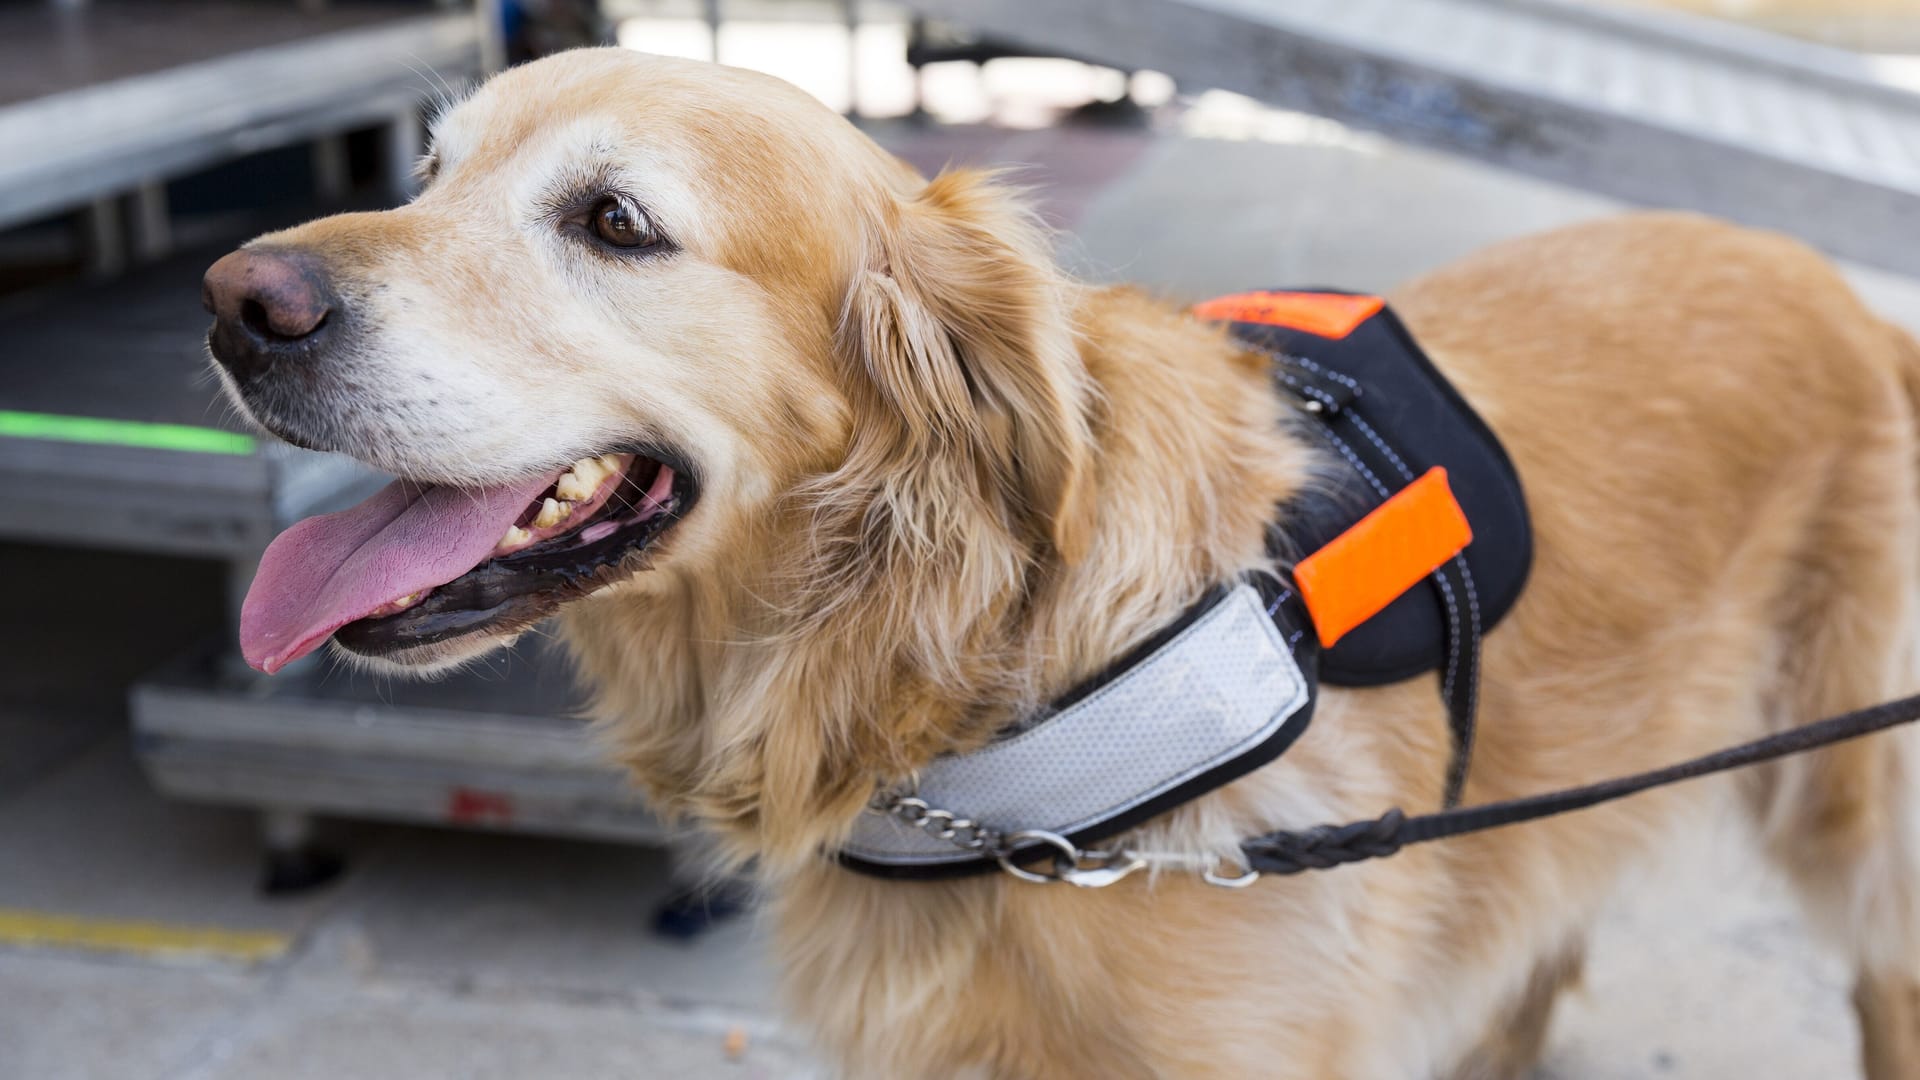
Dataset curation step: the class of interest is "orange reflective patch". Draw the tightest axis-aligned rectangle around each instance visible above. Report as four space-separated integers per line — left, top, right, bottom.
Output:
1192 291 1384 340
1293 467 1471 648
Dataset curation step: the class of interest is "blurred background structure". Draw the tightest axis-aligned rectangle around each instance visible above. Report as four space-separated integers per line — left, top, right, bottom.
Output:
2 1 1919 1077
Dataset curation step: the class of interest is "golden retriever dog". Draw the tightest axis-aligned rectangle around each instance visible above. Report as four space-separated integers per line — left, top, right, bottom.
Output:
201 48 1920 1079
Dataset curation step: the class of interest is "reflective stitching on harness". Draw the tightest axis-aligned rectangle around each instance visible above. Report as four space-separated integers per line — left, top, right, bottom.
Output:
1453 554 1483 745
1287 353 1364 397
1319 427 1392 500
1433 568 1463 705
1266 587 1294 619
1348 413 1414 484
1276 371 1343 412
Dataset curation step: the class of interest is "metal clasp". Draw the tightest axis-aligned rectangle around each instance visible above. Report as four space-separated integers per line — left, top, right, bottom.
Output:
1202 859 1263 888
995 830 1264 890
996 830 1149 888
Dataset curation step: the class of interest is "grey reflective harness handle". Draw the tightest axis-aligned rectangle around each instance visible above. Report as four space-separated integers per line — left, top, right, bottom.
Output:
1238 691 1920 875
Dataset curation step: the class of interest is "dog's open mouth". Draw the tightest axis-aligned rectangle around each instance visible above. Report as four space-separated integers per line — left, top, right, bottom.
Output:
239 451 694 673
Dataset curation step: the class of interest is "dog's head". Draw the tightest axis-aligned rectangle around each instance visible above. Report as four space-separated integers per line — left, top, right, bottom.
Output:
209 49 1093 682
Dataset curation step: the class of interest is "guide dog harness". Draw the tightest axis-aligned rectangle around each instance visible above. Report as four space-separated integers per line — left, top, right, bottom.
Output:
844 291 1534 880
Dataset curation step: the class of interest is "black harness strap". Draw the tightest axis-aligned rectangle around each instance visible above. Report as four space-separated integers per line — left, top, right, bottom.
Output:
1273 352 1483 807
1238 691 1920 875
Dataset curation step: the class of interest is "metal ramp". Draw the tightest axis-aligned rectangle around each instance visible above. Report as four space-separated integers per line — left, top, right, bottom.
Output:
897 0 1920 277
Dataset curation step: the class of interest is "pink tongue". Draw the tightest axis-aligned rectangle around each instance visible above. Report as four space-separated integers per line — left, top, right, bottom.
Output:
240 472 559 673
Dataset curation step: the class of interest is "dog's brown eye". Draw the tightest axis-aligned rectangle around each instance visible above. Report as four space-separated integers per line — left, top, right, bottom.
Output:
591 197 655 248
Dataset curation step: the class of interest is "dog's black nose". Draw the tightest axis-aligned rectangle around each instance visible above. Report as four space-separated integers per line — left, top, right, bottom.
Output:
203 248 335 381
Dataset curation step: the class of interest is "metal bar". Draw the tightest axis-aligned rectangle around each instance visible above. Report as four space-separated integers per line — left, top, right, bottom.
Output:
473 0 508 74
845 0 861 118
126 182 172 263
384 103 425 203
311 134 352 203
260 807 318 853
80 197 125 279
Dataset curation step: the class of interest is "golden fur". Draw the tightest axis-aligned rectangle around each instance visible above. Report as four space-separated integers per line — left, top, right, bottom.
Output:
226 49 1920 1078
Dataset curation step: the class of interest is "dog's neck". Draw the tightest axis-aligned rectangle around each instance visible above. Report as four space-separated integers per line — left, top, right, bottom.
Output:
565 285 1313 871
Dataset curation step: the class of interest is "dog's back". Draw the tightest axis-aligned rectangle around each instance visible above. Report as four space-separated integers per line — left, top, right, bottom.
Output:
1387 212 1920 1078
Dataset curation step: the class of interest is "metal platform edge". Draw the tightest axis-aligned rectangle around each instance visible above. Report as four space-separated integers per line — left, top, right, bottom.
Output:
0 436 382 560
131 658 673 847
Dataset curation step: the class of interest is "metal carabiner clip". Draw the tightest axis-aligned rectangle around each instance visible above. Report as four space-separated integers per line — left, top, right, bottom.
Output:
996 830 1149 888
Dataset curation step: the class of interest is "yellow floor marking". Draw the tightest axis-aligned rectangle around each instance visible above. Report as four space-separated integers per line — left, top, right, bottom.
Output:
0 908 290 963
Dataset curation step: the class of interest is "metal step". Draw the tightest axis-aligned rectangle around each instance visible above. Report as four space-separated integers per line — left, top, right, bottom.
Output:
897 0 1920 276
132 637 671 845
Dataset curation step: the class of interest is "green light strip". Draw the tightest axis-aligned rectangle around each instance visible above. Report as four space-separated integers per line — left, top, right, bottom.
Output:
0 410 256 456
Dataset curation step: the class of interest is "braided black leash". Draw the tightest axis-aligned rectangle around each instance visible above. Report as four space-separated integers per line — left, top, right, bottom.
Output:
1239 690 1920 876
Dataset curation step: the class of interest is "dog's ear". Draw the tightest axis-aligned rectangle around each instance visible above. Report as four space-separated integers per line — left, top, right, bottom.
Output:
840 169 1095 561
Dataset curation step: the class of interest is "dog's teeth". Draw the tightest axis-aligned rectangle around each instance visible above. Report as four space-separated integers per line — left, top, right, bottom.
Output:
393 593 416 608
499 525 530 549
533 497 568 529
554 455 621 502
555 465 598 501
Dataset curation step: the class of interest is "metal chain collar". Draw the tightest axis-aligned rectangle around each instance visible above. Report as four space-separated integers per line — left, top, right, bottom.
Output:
869 793 1004 855
867 790 1262 889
